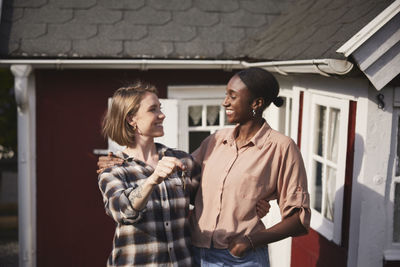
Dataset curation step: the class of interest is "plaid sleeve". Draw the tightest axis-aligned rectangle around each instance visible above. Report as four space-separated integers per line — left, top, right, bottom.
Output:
98 167 145 224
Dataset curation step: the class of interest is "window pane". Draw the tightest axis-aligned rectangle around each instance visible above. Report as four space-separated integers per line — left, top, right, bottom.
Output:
206 105 220 126
324 166 336 221
314 105 326 157
312 160 323 212
189 131 210 153
189 106 202 126
394 183 400 242
327 108 340 162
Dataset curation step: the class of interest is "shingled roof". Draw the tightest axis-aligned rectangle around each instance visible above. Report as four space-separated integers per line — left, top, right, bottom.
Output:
0 0 296 59
243 0 395 61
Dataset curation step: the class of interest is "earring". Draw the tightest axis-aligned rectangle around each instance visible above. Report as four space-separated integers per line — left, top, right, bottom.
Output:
252 109 256 117
132 124 137 131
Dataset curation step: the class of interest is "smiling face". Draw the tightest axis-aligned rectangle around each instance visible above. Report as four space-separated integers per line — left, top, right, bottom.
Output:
222 75 254 124
129 92 165 138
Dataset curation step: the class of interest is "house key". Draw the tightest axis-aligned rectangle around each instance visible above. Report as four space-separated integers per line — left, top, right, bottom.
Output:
161 150 187 190
180 162 187 190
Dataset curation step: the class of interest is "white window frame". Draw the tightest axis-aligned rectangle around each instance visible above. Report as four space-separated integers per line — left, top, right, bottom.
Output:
302 92 349 245
168 85 231 151
93 98 126 155
384 107 400 261
263 87 299 141
179 99 234 152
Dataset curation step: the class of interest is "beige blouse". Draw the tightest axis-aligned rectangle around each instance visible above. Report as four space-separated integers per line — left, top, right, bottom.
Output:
189 121 310 249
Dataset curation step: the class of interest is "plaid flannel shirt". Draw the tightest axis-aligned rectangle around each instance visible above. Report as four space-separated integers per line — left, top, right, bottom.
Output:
98 143 200 267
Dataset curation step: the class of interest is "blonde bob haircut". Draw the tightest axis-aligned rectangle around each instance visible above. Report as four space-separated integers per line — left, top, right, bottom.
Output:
102 81 158 147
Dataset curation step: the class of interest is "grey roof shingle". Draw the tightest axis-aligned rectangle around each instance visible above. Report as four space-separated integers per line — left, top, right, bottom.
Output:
0 0 395 60
243 0 395 60
0 0 293 59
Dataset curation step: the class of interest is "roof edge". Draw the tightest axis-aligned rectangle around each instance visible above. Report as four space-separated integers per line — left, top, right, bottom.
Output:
0 58 353 76
337 0 400 57
243 59 354 76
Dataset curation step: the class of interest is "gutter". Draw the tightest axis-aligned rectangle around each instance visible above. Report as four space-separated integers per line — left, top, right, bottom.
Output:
242 59 353 77
0 58 353 76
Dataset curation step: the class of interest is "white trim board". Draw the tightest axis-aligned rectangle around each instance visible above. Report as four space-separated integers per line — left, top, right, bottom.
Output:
337 0 400 57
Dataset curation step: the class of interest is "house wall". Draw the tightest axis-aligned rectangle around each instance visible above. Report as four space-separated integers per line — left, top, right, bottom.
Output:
34 68 234 267
355 85 394 267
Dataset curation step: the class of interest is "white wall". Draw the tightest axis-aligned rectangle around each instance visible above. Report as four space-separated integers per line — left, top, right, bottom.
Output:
355 86 394 267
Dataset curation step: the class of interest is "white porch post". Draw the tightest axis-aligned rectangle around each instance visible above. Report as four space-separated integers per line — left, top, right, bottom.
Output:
11 64 36 267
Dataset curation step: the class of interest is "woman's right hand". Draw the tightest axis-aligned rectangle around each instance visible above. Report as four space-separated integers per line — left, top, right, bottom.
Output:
149 156 186 185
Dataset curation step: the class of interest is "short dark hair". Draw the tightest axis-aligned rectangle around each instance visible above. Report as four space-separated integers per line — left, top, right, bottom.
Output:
236 67 283 109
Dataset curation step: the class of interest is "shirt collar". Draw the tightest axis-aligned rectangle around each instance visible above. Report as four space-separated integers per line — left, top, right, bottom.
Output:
223 119 272 149
116 142 168 161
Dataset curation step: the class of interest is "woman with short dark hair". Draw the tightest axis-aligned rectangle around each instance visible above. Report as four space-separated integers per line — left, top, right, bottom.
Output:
190 67 310 266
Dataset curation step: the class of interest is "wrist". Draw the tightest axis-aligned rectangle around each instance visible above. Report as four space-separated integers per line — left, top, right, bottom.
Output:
146 175 159 186
244 234 255 251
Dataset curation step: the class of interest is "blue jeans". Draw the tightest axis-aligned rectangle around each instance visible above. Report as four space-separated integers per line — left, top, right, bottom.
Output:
192 245 270 267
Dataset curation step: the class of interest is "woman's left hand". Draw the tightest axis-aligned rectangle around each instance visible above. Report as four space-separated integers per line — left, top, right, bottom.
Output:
256 199 271 218
228 236 251 258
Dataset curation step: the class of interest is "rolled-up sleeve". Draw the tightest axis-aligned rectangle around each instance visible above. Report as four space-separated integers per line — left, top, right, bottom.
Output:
98 167 145 224
277 139 311 229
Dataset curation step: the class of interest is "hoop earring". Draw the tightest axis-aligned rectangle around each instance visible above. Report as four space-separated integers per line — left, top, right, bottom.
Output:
252 109 256 117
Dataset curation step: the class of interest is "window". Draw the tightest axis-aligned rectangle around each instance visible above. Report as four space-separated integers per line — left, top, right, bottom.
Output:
277 91 294 138
183 100 234 153
303 93 349 244
263 88 297 140
166 85 231 152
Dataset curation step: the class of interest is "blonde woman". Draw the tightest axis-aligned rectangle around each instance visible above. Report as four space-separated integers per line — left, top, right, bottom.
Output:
98 81 200 266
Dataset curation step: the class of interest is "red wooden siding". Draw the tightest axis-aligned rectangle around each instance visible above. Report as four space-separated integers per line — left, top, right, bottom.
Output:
35 69 234 267
297 91 304 148
292 229 348 267
341 101 357 249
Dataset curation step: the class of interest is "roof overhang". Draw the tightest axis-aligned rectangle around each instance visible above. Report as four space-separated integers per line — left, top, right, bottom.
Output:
0 58 353 76
337 0 400 90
